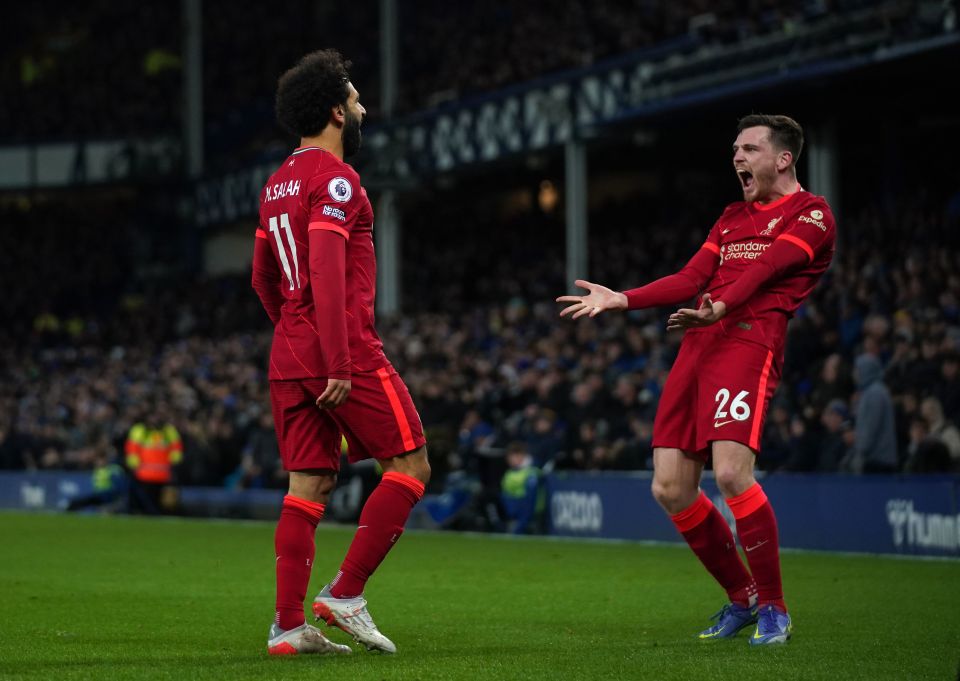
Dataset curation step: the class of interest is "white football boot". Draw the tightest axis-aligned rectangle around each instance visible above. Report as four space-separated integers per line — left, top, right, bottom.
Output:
312 585 397 654
266 622 352 656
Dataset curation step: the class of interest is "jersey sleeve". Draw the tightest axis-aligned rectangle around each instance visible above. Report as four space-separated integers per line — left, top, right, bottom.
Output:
305 170 357 378
306 170 364 241
622 220 722 310
776 198 836 265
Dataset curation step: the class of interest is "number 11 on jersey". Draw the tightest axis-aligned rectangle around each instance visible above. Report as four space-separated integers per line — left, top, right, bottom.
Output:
269 212 300 290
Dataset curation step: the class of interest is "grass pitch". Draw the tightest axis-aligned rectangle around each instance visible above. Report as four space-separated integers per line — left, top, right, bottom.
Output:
1 512 958 680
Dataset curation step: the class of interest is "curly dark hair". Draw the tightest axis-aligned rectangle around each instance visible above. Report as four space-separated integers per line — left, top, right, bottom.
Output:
275 49 352 138
737 114 804 165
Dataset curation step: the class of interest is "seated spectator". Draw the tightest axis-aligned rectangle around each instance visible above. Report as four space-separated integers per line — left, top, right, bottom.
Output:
919 396 960 469
903 417 953 473
500 442 543 535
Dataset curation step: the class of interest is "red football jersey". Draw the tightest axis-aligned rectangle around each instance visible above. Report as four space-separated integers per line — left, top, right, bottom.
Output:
253 146 387 380
689 188 836 354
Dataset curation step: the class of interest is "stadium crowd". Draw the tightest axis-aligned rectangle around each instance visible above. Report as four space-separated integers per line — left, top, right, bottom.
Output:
3 192 959 492
5 0 937 145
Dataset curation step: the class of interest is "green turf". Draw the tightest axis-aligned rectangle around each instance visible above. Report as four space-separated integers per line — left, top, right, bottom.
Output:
1 512 958 680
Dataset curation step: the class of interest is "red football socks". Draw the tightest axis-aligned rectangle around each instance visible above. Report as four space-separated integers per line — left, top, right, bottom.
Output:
671 491 757 607
274 495 325 631
329 472 425 599
728 483 786 612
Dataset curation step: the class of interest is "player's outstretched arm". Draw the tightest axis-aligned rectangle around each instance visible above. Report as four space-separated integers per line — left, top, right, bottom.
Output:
666 293 727 330
556 279 628 319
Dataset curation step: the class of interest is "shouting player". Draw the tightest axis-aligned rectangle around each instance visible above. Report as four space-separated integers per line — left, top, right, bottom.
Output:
557 115 835 645
252 50 429 656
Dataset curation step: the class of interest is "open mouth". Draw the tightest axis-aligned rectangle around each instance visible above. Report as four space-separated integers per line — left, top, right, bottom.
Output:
737 169 754 191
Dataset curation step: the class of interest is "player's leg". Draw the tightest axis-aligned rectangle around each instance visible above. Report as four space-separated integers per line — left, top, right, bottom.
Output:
652 447 757 639
328 446 430 600
713 440 791 645
313 446 429 654
650 334 757 638
267 380 350 656
275 470 336 632
270 469 351 655
313 366 428 653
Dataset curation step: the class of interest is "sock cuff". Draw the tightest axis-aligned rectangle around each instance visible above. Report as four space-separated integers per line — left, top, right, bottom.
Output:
726 482 768 520
382 471 425 500
283 494 325 524
671 491 714 533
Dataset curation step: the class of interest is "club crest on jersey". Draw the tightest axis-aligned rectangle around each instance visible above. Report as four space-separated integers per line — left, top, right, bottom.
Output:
760 216 782 236
328 177 353 203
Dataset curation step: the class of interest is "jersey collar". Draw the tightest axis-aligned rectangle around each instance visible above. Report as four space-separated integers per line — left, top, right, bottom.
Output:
752 183 802 211
291 146 323 156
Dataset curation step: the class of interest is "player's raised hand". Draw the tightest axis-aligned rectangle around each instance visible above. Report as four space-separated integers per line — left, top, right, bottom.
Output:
666 293 728 331
316 378 352 410
556 279 628 319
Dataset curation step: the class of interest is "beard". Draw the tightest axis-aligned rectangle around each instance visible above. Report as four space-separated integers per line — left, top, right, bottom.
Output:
342 111 362 158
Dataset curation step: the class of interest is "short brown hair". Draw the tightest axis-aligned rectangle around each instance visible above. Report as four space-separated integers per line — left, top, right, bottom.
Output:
737 114 804 165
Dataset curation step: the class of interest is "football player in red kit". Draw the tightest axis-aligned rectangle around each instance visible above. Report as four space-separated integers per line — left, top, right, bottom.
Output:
252 50 429 656
558 114 835 645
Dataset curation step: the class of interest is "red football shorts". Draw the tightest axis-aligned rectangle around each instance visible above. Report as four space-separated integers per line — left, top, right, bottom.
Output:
270 364 426 472
652 332 781 460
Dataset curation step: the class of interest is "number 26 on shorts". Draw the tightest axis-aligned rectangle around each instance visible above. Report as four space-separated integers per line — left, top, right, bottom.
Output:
714 388 751 421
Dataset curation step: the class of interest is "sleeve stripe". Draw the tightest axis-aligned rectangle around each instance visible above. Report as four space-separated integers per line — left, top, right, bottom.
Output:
777 233 814 263
308 221 350 240
702 242 721 256
255 228 267 239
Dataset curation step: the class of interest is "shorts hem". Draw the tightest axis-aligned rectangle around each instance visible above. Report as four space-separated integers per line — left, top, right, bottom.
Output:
346 435 427 464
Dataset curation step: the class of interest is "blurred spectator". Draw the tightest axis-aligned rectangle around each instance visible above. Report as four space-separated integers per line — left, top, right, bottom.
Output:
935 352 960 418
66 449 129 512
125 409 183 514
919 397 960 468
903 418 952 473
844 354 898 473
500 441 543 535
816 400 853 473
228 410 286 489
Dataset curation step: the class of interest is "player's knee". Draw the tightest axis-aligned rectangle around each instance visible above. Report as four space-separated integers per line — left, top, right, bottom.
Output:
713 467 754 498
651 478 691 514
288 470 337 503
409 446 431 486
382 445 431 486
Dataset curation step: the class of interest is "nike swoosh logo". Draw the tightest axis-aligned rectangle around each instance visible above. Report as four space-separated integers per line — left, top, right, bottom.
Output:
745 540 768 552
721 229 731 235
713 419 736 428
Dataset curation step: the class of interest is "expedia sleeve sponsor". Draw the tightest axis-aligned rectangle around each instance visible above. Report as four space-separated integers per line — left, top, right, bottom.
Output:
797 212 827 231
